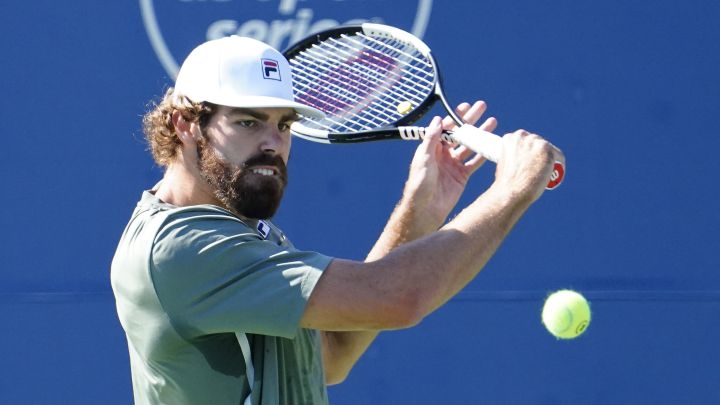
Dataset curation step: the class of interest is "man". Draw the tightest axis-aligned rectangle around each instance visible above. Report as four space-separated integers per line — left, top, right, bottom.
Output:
111 36 562 404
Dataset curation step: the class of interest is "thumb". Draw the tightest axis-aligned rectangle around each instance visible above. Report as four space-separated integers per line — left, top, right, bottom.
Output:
418 116 443 153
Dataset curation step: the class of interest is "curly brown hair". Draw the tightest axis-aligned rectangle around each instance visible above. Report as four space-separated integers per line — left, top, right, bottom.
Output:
142 88 216 167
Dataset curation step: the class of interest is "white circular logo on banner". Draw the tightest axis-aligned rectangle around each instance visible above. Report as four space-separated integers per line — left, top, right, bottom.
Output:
140 0 434 79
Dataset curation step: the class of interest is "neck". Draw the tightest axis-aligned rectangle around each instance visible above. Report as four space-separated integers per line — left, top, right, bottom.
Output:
155 157 219 208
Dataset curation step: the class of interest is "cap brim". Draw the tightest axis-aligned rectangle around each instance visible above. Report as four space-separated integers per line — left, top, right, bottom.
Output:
189 94 325 119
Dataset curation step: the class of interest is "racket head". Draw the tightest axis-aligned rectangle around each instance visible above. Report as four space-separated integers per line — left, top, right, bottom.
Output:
283 23 441 144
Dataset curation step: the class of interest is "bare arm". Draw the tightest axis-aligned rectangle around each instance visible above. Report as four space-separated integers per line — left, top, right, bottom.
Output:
304 180 535 330
311 107 562 383
319 102 493 384
317 102 493 383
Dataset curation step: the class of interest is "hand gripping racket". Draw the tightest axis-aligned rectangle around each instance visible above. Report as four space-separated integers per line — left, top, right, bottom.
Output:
284 23 565 189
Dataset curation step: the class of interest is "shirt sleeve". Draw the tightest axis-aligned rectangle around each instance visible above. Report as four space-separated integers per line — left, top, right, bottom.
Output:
149 208 333 339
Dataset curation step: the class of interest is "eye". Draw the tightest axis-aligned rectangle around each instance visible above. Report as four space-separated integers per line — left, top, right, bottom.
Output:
235 120 257 128
278 122 292 132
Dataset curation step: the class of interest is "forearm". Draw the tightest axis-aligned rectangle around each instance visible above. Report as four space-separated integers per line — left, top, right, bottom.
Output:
383 184 531 315
322 190 437 384
311 124 559 382
314 184 532 384
367 190 442 260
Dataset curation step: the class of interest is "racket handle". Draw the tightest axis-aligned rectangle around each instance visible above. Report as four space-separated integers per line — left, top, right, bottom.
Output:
451 124 502 162
451 124 565 190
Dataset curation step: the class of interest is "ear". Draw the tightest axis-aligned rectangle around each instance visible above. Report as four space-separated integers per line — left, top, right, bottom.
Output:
171 110 200 147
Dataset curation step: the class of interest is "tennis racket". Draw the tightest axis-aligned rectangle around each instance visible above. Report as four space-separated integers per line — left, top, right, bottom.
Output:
284 23 564 189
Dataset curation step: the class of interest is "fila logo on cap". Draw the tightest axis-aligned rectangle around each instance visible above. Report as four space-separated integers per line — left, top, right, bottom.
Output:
262 59 281 81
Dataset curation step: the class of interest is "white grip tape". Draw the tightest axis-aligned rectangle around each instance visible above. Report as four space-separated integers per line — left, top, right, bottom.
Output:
450 124 502 162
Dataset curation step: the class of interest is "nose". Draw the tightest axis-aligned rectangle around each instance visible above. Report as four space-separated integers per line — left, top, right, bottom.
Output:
260 127 287 155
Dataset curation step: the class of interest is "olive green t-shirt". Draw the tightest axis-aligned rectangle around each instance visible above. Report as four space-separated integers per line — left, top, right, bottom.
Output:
111 191 333 404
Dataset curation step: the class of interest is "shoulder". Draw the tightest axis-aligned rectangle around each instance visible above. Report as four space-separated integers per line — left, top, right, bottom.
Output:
158 205 255 237
150 204 263 263
128 191 258 244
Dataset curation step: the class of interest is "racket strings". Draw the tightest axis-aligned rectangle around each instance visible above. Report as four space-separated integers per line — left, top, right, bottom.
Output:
333 36 434 90
292 57 419 132
350 35 435 87
293 38 428 127
304 34 434 112
292 71 391 132
292 53 398 131
288 32 436 133
332 37 434 104
299 40 430 107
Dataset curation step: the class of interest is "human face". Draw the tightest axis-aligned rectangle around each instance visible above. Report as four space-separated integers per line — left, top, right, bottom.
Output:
197 106 297 219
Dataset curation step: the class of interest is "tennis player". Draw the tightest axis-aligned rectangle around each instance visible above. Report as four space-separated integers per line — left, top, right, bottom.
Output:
111 36 562 404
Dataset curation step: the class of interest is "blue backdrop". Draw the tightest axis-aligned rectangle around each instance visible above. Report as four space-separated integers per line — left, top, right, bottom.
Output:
1 0 718 403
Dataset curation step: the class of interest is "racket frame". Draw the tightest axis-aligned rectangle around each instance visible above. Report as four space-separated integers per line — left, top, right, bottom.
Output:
283 23 460 144
284 23 565 189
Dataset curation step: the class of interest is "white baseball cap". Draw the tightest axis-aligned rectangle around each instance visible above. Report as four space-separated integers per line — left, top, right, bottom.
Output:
174 36 324 119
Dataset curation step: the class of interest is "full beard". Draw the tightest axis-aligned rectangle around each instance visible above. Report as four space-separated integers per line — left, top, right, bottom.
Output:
197 141 288 219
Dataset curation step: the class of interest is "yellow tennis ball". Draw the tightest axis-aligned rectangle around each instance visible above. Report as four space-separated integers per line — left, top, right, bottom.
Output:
541 290 591 339
396 101 413 114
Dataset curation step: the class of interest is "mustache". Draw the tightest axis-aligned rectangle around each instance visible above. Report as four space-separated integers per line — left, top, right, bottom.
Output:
242 153 285 168
242 153 287 174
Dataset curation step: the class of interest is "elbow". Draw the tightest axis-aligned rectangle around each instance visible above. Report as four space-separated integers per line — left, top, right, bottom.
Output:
378 290 428 330
325 368 350 386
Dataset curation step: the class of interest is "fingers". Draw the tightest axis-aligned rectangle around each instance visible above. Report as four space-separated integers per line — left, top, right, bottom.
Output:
450 115 498 162
505 129 564 164
426 116 443 140
497 129 565 196
479 116 498 133
444 100 493 154
440 101 502 175
441 101 488 130
459 101 488 126
416 116 444 157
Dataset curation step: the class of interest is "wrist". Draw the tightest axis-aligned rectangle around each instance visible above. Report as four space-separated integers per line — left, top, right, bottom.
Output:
483 182 535 214
397 188 447 232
